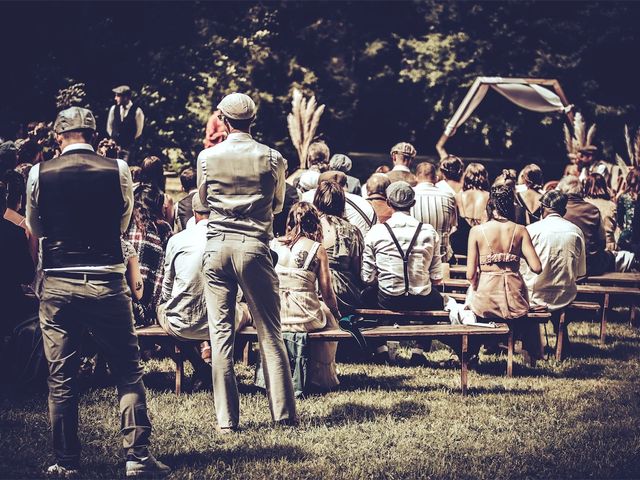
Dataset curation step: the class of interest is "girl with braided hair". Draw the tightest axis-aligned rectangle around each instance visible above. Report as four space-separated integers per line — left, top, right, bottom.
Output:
466 185 543 364
270 201 341 390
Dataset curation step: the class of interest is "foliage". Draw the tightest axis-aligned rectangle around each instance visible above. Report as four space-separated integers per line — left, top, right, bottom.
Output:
55 82 89 110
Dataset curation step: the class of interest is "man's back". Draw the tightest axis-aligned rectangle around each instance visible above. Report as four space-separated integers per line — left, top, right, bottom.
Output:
564 194 603 256
411 182 457 260
362 211 441 296
198 132 285 241
523 214 586 310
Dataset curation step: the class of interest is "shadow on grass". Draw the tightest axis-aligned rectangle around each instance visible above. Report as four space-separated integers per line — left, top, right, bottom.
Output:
336 372 423 392
307 399 429 427
164 444 308 470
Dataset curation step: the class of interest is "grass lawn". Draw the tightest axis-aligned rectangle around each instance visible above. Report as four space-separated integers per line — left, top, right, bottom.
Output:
2 316 640 479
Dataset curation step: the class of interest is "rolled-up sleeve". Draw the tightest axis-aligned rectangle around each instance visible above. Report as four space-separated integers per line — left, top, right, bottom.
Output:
117 159 134 234
429 230 443 281
25 164 44 238
161 239 175 303
577 232 587 279
197 151 208 207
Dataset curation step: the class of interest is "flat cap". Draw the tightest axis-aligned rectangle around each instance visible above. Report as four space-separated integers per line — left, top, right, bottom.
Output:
578 145 598 154
217 93 256 120
329 153 352 173
540 190 568 214
54 107 97 134
390 142 416 158
112 85 132 95
299 170 320 192
386 181 415 209
192 192 209 214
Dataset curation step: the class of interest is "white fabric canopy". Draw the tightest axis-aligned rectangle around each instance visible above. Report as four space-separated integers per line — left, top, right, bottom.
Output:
444 79 571 137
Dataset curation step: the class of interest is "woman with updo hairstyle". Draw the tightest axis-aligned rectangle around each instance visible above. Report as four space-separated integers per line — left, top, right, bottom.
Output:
139 155 174 225
583 172 617 250
514 164 544 224
450 162 490 255
125 184 173 326
466 184 542 364
436 155 464 195
313 180 364 312
270 201 341 390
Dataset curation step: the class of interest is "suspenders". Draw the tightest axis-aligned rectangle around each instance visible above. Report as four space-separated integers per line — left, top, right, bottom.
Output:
345 197 377 228
382 222 423 295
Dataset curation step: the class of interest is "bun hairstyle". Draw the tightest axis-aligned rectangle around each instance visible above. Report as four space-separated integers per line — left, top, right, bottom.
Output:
439 155 464 181
492 169 517 188
283 201 323 246
487 184 516 221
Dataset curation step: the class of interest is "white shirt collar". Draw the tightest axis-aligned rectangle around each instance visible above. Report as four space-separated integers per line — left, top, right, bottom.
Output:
226 132 252 140
61 143 95 154
392 165 410 172
417 181 435 187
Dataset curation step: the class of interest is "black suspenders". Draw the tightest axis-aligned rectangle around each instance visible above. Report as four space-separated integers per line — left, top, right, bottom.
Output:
382 222 423 295
345 197 377 227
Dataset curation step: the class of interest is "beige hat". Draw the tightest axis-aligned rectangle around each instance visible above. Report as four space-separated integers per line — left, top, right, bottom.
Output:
390 142 417 158
217 93 257 120
54 107 97 134
112 85 132 95
192 192 209 214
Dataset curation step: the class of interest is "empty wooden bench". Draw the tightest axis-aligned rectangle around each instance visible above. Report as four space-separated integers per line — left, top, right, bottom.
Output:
238 318 512 396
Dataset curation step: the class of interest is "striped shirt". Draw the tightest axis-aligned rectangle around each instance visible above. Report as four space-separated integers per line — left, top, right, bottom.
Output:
410 182 457 262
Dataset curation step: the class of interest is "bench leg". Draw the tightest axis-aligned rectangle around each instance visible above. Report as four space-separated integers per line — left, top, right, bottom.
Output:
556 311 566 362
507 329 514 378
174 344 183 395
242 340 252 366
461 334 468 396
600 293 609 346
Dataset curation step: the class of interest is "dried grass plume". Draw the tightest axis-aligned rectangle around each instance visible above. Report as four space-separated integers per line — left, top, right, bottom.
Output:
287 88 325 169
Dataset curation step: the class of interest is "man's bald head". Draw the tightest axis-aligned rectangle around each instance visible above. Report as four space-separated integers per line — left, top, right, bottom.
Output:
415 162 436 183
366 173 390 197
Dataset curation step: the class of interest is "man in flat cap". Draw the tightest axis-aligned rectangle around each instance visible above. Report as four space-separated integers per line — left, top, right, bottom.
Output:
521 190 586 355
330 153 361 195
26 107 169 477
387 142 418 186
197 93 297 432
106 85 145 163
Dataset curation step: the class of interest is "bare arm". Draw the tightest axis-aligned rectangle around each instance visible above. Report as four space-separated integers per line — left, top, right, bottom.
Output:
466 227 479 288
316 245 341 320
520 226 542 274
126 255 144 301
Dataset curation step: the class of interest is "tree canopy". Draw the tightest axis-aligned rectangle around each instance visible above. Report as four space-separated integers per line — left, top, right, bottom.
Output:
1 1 639 171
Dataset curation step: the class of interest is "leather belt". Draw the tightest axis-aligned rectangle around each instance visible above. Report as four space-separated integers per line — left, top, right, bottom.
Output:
45 271 124 281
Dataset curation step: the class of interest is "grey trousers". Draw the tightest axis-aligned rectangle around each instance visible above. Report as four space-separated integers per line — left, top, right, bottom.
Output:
203 233 296 428
39 274 151 469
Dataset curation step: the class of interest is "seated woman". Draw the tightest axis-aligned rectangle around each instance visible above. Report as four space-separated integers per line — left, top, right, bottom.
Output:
270 202 341 390
466 185 543 364
451 162 490 255
313 180 364 313
515 164 544 225
125 184 173 326
617 169 640 252
583 172 617 251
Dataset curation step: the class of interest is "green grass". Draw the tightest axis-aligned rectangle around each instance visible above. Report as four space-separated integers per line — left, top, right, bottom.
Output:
2 316 640 479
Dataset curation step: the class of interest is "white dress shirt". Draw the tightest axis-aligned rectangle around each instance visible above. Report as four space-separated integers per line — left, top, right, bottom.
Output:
362 211 442 296
301 188 376 237
106 101 145 139
521 214 586 311
26 143 133 274
435 179 456 196
411 182 457 261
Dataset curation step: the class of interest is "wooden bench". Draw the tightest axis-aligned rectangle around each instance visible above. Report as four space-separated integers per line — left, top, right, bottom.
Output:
239 318 512 396
442 278 640 346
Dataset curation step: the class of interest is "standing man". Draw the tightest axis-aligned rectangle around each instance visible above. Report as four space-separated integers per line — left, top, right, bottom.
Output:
521 190 586 354
411 162 458 264
387 142 417 186
26 107 169 477
197 93 296 432
106 85 144 163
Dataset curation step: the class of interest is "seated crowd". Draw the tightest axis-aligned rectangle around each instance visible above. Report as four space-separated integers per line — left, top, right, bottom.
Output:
3 131 640 392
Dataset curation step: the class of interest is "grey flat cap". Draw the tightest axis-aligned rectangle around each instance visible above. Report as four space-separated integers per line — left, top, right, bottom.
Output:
540 190 568 214
217 93 256 120
54 107 97 134
112 85 132 95
390 142 417 158
192 192 209 214
329 154 352 173
386 181 415 209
